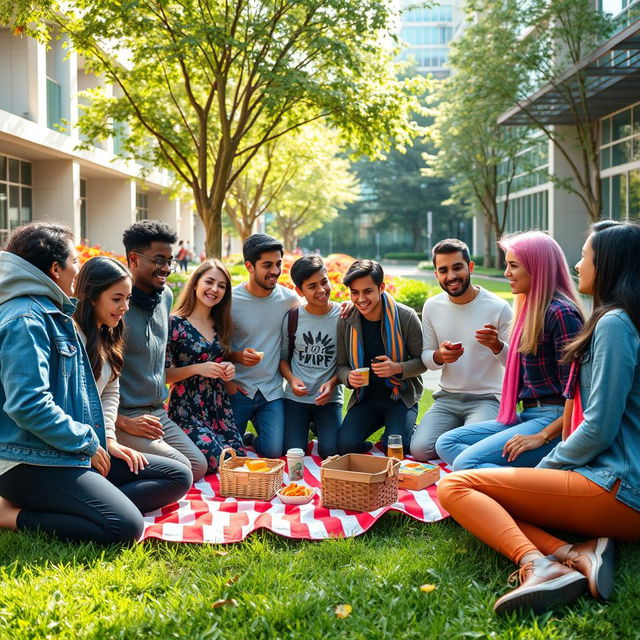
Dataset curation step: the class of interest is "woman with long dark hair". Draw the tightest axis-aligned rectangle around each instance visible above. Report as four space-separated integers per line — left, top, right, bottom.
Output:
0 224 190 543
74 256 192 491
166 259 245 473
437 221 640 615
436 231 584 469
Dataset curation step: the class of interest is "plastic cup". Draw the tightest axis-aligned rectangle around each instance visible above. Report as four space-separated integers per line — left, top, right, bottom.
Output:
354 367 370 385
286 448 305 481
387 434 404 460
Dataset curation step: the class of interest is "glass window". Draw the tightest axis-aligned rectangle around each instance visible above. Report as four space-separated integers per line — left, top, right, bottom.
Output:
20 187 31 225
601 117 611 145
20 161 31 186
0 184 6 230
600 146 611 169
0 156 5 181
9 185 20 230
136 193 148 221
612 109 632 141
601 176 611 218
611 173 627 219
629 169 640 219
612 140 632 165
8 158 19 184
634 105 640 134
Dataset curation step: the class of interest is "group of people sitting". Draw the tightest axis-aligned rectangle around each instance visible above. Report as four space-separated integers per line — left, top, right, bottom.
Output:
0 218 638 617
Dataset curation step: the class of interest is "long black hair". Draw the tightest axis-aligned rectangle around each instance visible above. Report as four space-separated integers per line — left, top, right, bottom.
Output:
564 220 640 363
73 257 131 382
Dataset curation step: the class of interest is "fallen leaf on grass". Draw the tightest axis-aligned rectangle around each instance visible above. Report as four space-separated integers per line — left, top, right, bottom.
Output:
214 550 229 556
212 598 238 609
225 575 240 586
420 584 437 593
335 604 352 618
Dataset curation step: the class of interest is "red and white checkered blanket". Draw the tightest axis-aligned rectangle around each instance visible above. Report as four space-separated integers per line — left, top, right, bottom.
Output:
141 442 450 544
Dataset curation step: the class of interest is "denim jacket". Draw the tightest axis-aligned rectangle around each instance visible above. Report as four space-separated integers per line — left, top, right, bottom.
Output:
538 309 640 512
0 252 104 467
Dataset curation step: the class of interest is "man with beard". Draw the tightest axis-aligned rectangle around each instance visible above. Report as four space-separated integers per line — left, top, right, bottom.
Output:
227 234 299 458
410 239 513 462
115 221 207 481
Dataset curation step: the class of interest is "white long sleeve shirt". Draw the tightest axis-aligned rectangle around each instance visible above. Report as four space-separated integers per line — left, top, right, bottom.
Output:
421 287 513 396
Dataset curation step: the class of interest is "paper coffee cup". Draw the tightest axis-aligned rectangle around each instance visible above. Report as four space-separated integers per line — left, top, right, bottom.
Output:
354 367 370 385
286 447 305 481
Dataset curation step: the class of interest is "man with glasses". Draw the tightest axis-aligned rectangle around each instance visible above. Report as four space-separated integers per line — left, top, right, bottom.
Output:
115 220 207 482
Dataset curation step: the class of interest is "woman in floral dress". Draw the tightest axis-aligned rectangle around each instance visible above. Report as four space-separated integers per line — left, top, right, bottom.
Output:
166 259 245 473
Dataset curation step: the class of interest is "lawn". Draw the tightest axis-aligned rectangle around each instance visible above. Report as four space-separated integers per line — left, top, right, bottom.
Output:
1 390 638 639
473 276 514 302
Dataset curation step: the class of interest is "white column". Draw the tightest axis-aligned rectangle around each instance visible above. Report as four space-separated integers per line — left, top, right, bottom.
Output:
178 199 194 245
32 159 81 242
548 125 592 267
28 38 47 125
86 177 136 254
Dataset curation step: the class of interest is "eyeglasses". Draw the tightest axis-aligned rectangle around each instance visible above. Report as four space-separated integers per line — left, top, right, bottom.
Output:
131 251 177 272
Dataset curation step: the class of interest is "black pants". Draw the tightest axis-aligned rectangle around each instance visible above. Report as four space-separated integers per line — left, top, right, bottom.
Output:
0 454 192 544
338 396 418 455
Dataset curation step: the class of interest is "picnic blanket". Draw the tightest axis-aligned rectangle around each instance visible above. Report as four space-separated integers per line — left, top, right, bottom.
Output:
141 442 450 544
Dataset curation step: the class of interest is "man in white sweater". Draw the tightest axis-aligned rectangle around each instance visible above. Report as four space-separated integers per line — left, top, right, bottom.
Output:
410 239 513 462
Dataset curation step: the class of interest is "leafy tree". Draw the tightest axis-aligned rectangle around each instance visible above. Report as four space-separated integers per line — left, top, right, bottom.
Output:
266 128 359 251
2 0 423 256
426 0 529 266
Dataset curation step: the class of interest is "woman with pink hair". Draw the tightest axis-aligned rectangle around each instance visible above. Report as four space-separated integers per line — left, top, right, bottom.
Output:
435 231 584 470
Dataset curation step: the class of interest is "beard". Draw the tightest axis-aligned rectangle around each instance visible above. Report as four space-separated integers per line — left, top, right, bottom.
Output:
440 273 471 298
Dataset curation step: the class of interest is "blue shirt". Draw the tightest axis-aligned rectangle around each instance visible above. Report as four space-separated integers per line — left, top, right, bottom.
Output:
539 309 640 512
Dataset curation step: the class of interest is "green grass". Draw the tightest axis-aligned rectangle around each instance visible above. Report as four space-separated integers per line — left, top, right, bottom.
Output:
2 389 639 638
473 276 514 302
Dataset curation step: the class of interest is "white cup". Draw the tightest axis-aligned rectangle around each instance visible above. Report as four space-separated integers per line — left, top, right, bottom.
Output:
286 447 305 481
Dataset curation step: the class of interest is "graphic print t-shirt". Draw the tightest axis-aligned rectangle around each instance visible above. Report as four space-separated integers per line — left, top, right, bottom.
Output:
280 303 343 405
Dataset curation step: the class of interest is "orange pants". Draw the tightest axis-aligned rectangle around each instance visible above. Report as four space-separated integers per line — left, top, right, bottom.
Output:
437 468 640 564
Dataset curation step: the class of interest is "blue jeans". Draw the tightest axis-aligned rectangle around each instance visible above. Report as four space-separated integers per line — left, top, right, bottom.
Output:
338 397 418 455
410 390 500 462
230 390 285 458
283 399 341 458
435 405 564 471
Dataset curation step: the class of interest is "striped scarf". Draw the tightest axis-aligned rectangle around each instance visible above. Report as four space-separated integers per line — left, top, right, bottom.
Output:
348 292 406 402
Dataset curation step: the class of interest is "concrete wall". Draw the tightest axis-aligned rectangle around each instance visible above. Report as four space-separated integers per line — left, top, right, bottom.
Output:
86 177 135 253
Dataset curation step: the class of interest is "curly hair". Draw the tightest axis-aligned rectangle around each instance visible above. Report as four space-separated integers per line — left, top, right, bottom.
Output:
122 220 177 257
5 221 74 274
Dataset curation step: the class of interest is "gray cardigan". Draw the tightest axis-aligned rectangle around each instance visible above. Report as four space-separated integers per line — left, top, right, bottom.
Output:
336 301 426 409
118 287 173 410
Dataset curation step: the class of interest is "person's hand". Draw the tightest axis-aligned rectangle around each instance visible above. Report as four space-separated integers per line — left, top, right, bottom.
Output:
107 438 148 474
91 446 111 476
339 301 355 319
195 362 227 379
315 381 334 406
433 341 464 364
219 361 236 382
225 380 248 396
118 414 164 440
348 369 367 388
370 355 402 378
240 348 263 367
502 433 545 462
475 324 503 354
290 377 309 397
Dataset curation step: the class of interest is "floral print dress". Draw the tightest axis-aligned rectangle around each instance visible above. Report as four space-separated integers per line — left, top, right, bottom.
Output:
166 315 245 473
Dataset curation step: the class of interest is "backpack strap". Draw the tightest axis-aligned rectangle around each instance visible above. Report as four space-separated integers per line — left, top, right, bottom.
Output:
287 306 299 362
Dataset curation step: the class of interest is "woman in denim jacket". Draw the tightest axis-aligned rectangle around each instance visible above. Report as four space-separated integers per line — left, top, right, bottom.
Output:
438 221 640 615
0 222 190 543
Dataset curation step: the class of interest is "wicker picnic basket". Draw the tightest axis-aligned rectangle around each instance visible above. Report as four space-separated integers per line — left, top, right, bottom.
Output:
218 448 284 500
320 454 401 512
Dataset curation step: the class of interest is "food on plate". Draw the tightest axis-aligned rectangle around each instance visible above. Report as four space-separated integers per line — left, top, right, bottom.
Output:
280 483 312 496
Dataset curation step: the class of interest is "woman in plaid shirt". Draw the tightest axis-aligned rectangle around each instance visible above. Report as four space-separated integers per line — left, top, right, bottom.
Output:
435 231 584 470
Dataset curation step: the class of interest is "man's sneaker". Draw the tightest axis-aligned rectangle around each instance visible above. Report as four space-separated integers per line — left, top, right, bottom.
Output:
493 556 587 615
563 538 615 600
243 432 256 449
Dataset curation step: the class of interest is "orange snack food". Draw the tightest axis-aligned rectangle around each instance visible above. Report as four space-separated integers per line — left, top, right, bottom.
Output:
246 459 269 471
281 483 312 496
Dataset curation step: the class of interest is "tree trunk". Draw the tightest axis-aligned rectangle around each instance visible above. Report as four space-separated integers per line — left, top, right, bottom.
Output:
412 217 423 253
200 201 223 258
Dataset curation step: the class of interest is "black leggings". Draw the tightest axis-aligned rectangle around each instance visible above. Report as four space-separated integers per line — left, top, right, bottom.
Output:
0 454 192 544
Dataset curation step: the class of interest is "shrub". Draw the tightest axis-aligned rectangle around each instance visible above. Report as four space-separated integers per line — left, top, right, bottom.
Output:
393 279 438 312
470 255 484 266
384 252 429 261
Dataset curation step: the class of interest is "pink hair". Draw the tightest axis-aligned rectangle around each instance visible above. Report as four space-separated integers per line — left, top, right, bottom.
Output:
500 231 582 355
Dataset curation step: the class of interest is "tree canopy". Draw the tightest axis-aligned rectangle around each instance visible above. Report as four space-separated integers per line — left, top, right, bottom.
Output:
2 0 425 255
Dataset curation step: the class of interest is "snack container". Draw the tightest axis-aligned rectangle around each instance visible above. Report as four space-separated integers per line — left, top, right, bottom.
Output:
320 454 400 512
218 448 284 500
277 486 316 505
397 462 441 491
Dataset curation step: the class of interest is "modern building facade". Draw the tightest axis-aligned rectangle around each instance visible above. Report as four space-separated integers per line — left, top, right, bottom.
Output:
492 0 640 265
0 27 204 255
